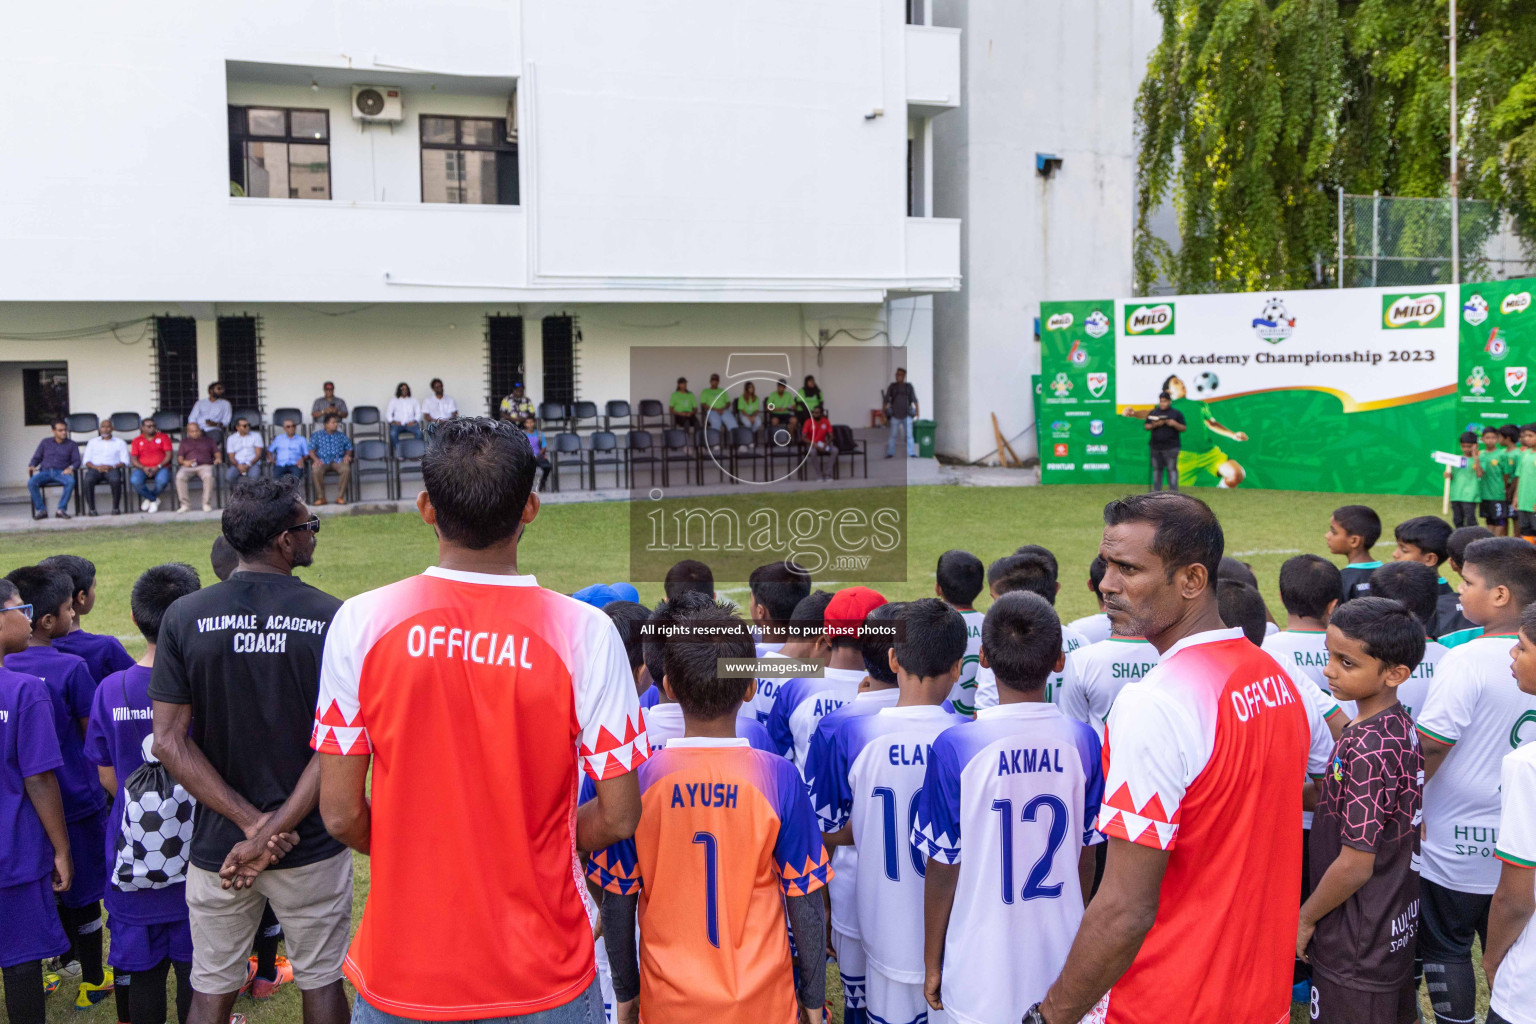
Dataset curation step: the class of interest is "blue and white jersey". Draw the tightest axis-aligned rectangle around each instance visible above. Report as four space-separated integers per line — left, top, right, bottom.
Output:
947 609 986 717
807 704 957 983
802 688 902 941
911 703 1104 1024
643 702 777 753
766 667 867 769
747 650 793 724
973 623 1089 712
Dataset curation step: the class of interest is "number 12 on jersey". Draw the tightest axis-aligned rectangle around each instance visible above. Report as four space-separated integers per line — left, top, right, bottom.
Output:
991 796 1068 904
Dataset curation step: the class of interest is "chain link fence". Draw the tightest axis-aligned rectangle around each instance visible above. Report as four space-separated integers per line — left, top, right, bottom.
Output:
1338 192 1535 287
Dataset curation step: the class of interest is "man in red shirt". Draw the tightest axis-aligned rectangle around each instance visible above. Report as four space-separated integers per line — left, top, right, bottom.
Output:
315 417 647 1023
1033 492 1309 1024
129 417 174 513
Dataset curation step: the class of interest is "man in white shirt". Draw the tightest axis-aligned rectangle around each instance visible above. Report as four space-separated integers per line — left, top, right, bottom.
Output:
80 421 130 516
386 383 422 450
223 417 265 484
421 378 459 433
188 381 232 442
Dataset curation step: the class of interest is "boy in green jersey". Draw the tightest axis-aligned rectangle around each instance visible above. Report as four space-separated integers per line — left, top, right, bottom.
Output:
1447 432 1483 528
1516 425 1536 538
1480 427 1511 535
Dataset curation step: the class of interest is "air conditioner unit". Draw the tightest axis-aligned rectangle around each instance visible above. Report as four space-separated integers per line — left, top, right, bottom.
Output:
351 85 402 122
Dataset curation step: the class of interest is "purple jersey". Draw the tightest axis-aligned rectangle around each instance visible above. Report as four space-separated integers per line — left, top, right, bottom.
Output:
56 629 136 684
0 666 65 887
5 645 106 822
84 665 188 924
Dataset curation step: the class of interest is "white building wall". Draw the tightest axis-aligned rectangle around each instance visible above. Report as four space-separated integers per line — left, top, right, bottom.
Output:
930 0 1156 463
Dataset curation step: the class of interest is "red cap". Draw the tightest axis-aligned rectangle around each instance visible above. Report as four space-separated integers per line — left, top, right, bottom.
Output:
824 586 888 638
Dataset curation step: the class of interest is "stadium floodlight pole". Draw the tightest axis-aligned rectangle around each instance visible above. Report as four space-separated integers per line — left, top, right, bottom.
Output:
1449 0 1460 285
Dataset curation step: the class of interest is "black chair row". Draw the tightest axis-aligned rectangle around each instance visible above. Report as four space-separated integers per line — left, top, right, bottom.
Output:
541 425 866 491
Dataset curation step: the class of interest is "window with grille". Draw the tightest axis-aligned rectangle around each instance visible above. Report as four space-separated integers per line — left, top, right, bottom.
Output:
542 315 577 406
217 315 263 413
486 315 525 416
420 115 519 205
22 367 69 425
229 106 331 200
153 316 200 416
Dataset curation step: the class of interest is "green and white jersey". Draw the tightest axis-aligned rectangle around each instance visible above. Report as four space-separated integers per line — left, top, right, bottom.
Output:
1397 639 1447 723
1058 635 1159 742
1416 634 1536 893
972 623 1088 712
1260 629 1332 696
946 609 986 716
1489 741 1536 1024
1067 612 1112 645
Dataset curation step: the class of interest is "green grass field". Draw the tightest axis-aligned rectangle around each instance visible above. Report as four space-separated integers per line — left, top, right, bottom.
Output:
4 483 1486 1024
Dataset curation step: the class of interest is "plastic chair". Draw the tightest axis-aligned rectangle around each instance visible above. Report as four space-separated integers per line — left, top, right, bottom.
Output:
351 406 383 442
830 425 868 480
550 432 585 492
109 412 142 433
351 439 394 501
627 431 659 487
637 400 666 429
395 438 427 497
588 431 626 489
231 408 264 432
570 401 600 435
540 402 571 430
151 411 184 436
271 407 306 437
697 428 729 484
660 429 693 487
66 413 99 442
604 401 632 432
730 427 766 482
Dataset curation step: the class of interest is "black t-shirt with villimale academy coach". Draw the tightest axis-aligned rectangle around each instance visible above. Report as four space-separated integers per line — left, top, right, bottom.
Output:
148 571 344 872
1146 407 1185 450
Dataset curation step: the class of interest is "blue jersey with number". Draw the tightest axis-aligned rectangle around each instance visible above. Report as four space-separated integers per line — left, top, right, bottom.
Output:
910 703 1104 1024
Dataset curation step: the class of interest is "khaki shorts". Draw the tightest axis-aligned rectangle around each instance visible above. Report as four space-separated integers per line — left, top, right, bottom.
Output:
186 850 353 994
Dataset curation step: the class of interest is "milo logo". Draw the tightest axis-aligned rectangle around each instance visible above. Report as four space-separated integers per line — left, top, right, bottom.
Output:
1502 292 1532 316
1383 292 1445 329
1045 312 1075 331
1125 303 1175 335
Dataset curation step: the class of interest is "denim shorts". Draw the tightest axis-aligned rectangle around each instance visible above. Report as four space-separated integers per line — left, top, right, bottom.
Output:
351 982 604 1024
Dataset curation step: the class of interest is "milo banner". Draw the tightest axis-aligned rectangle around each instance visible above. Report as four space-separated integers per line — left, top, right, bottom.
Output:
1039 281 1494 494
1458 280 1536 427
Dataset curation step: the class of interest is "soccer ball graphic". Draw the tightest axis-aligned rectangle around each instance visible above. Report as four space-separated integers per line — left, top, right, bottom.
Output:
120 786 195 888
1261 299 1288 324
1194 372 1220 395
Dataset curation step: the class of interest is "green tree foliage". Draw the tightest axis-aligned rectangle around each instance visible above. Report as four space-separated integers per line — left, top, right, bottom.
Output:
1137 0 1536 293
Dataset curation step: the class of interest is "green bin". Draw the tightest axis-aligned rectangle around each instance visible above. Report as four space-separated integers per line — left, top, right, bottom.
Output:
913 419 936 458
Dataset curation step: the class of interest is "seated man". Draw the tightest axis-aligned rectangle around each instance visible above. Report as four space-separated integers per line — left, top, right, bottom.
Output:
701 373 737 438
268 419 308 482
765 379 796 435
175 421 220 514
223 418 264 484
421 378 458 435
27 418 81 521
129 417 174 513
309 413 353 505
188 381 231 444
311 381 347 425
81 421 129 517
499 382 535 423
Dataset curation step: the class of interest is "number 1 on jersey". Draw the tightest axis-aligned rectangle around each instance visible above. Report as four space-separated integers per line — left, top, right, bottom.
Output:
991 795 1068 904
692 831 720 948
872 787 926 881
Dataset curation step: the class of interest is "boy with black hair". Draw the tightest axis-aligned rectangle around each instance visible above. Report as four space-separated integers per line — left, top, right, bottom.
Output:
1390 515 1471 639
914 591 1106 1023
1013 543 1060 580
1264 554 1342 701
768 586 885 768
1327 504 1383 602
84 563 204 1024
1447 433 1483 528
1217 579 1269 646
805 601 906 1024
604 600 659 708
38 556 135 684
1440 526 1495 649
594 605 828 1024
1516 424 1536 538
1298 598 1426 1024
209 535 239 583
1478 426 1511 535
748 560 811 657
1485 602 1536 1024
935 550 986 715
662 558 714 602
1067 555 1112 644
3 566 113 1009
1415 537 1536 1024
808 599 966 1024
1366 561 1450 720
973 555 1088 711
750 590 833 724
0 576 73 1024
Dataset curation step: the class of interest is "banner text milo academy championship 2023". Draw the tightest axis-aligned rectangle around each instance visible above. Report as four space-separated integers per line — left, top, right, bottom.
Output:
1037 282 1536 495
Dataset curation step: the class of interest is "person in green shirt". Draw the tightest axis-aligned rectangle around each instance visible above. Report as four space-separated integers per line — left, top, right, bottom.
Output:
668 377 699 430
765 380 796 434
797 375 823 421
1449 432 1484 528
1516 425 1536 538
735 382 762 438
1480 426 1512 535
699 373 737 436
1124 374 1250 487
